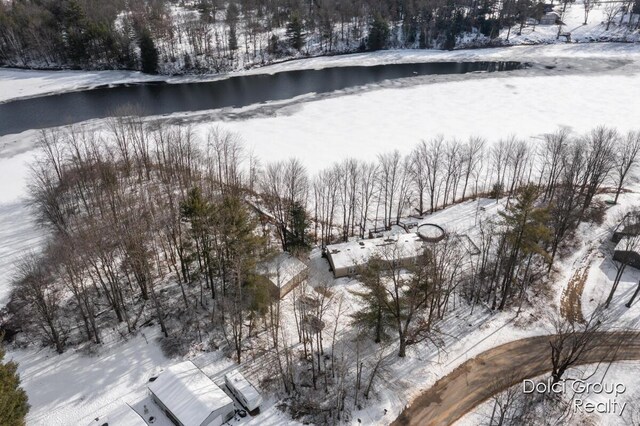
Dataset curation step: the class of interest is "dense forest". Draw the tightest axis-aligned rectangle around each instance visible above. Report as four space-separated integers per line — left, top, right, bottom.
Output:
2 0 638 74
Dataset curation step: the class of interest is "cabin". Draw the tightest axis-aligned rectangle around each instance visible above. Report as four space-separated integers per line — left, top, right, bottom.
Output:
325 224 480 278
258 253 308 298
612 213 640 243
148 361 235 426
325 233 425 278
224 370 263 412
613 237 640 269
539 12 560 25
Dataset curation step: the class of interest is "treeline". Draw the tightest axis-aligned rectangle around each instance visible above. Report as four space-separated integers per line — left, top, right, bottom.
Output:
0 0 600 73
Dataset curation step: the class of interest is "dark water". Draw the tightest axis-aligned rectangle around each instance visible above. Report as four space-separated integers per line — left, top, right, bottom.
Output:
0 61 524 136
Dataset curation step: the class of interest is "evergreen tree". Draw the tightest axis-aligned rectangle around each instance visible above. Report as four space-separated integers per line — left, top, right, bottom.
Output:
496 184 551 310
367 15 390 51
63 0 89 64
226 3 239 52
139 31 159 74
286 201 309 252
0 340 29 426
351 256 393 343
286 14 305 51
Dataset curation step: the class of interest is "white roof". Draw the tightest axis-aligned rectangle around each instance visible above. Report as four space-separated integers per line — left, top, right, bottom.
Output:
326 233 424 270
225 370 262 405
92 404 147 426
260 253 307 288
148 361 233 426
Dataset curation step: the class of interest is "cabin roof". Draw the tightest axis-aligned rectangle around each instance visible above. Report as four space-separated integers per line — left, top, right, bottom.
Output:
148 361 233 425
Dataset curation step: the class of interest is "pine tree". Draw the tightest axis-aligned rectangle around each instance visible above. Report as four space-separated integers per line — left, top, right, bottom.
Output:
367 15 390 51
496 184 551 310
286 201 309 252
63 0 89 64
0 340 29 426
350 256 392 343
286 14 305 51
139 31 159 74
226 3 239 52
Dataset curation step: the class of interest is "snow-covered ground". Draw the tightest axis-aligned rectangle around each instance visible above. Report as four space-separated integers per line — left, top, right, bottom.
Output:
209 71 640 173
0 150 44 306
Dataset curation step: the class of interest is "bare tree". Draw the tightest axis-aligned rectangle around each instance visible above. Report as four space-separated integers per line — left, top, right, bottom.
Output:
578 126 617 217
460 136 485 201
612 130 640 204
603 2 621 30
548 309 604 384
583 0 599 24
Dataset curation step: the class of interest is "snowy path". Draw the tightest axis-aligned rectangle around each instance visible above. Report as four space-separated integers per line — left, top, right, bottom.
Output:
392 332 640 426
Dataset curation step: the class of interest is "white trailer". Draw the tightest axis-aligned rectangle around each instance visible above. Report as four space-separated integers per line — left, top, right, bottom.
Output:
224 370 263 412
149 361 235 426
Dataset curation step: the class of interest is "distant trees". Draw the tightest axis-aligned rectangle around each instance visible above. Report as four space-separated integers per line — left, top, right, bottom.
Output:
0 341 29 426
0 0 562 73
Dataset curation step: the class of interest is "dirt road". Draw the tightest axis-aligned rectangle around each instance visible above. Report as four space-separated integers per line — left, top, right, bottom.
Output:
392 332 640 426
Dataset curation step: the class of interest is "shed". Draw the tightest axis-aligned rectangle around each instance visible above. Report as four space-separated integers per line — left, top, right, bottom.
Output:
258 253 308 298
539 12 560 25
612 213 640 243
148 361 234 426
613 237 640 269
224 370 263 412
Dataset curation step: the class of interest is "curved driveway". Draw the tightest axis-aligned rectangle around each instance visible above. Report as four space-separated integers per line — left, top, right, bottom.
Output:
392 332 640 426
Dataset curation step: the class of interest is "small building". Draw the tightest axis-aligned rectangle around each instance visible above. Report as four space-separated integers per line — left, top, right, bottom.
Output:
91 404 147 426
613 237 640 269
325 233 426 278
224 370 263 412
612 213 640 243
258 253 308 298
539 12 560 25
148 361 234 426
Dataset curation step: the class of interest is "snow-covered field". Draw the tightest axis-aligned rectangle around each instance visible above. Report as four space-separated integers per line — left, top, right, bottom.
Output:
2 40 640 425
